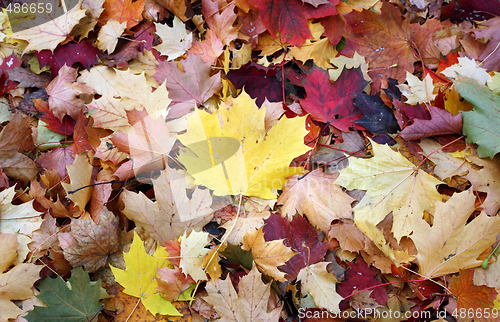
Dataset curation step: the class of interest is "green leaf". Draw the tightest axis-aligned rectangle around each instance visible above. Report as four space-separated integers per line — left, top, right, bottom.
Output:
454 76 500 158
25 267 103 322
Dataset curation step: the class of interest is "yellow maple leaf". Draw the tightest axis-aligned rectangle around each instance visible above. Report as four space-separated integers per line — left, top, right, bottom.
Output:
97 19 127 54
110 231 189 316
412 190 500 278
242 227 296 282
179 230 210 282
297 262 343 313
290 22 337 70
337 140 444 243
178 89 310 199
11 1 87 53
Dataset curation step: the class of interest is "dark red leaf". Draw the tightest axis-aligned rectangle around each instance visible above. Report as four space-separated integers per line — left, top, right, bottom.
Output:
262 213 328 280
37 41 101 76
300 66 368 131
252 0 339 46
399 105 462 140
442 0 499 23
226 63 282 106
337 257 389 306
0 54 22 70
72 111 93 155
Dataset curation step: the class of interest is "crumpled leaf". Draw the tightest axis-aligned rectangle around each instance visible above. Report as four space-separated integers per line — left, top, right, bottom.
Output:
62 208 120 272
204 264 281 322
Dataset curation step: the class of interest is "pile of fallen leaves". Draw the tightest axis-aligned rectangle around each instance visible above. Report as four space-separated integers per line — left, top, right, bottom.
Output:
1 0 500 321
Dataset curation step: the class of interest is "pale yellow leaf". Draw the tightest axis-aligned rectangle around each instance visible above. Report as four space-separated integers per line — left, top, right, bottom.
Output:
297 262 343 313
12 2 87 53
97 19 127 53
397 72 437 105
154 16 193 60
62 154 93 213
179 231 210 282
412 190 500 278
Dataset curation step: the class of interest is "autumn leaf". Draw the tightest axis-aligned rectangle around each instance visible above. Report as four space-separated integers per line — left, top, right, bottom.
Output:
97 19 127 54
110 231 185 316
242 227 296 281
178 89 310 198
154 16 193 60
297 262 344 313
278 169 354 233
204 264 282 322
399 105 462 140
61 208 120 272
11 2 87 53
156 267 195 302
153 53 222 118
61 154 93 214
300 66 368 131
0 232 41 322
25 267 103 322
337 139 444 245
449 269 498 322
252 0 339 46
102 0 146 29
454 76 500 158
120 166 213 243
411 190 500 278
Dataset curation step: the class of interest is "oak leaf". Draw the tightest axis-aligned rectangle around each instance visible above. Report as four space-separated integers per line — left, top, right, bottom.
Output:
179 89 310 198
204 264 281 322
278 169 354 233
412 190 500 278
242 227 296 282
110 231 184 316
154 16 193 60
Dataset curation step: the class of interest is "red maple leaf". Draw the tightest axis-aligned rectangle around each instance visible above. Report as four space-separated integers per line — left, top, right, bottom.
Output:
226 63 283 106
262 213 328 280
340 2 443 92
300 66 368 131
252 0 339 46
337 257 389 306
37 41 101 77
